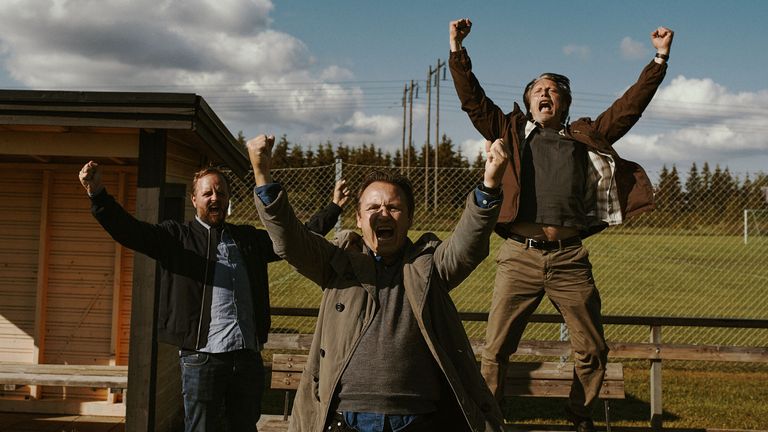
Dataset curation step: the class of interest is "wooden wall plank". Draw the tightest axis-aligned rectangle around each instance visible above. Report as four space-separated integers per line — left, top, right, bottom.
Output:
0 168 41 404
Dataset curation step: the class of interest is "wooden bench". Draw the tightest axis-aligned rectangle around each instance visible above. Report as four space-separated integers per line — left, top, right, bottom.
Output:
270 354 307 421
504 361 624 431
0 363 128 403
269 353 624 430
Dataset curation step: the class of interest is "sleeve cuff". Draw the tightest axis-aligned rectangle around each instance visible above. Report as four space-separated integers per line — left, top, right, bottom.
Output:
474 185 502 209
255 183 282 205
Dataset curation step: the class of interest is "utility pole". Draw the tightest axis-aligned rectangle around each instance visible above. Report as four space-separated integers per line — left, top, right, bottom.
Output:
407 80 417 170
401 84 407 173
425 67 432 209
427 59 445 209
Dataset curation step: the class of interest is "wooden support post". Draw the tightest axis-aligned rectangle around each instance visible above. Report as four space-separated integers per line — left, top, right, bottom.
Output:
109 171 127 404
31 170 52 400
125 130 166 432
650 325 663 430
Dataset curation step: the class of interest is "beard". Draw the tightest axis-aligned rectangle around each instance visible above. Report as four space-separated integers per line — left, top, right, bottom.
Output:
198 206 226 226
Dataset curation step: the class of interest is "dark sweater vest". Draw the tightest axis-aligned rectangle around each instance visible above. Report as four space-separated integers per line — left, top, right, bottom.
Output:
517 127 590 230
337 258 441 414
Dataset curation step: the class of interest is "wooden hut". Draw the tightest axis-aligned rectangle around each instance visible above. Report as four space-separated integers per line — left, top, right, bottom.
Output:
0 89 249 431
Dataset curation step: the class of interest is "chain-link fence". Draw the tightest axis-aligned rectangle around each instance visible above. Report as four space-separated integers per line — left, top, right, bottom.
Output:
225 162 768 348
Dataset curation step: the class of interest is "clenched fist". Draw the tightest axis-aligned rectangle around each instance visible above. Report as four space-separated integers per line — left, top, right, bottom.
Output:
483 139 509 190
246 134 275 186
79 161 104 196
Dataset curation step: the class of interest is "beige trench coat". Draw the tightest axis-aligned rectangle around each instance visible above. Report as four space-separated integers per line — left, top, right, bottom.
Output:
256 189 504 432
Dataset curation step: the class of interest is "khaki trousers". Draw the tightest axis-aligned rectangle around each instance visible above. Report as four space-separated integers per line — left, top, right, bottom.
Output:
481 239 608 418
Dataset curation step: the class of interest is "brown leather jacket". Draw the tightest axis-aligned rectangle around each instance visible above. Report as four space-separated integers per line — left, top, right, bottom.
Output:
450 48 666 236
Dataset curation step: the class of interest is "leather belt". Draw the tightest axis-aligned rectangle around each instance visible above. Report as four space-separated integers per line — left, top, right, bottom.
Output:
507 233 582 250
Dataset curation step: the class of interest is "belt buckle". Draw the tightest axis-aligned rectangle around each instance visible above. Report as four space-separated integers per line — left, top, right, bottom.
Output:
526 238 536 249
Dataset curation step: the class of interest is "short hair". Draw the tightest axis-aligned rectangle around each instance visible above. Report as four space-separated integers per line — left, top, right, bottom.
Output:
356 170 415 219
523 73 572 125
192 167 229 195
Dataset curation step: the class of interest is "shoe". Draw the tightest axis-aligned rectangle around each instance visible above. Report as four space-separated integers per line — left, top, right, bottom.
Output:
571 417 595 432
565 407 596 432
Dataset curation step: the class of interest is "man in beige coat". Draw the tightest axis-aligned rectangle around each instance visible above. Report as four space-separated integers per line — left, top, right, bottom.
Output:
248 134 508 432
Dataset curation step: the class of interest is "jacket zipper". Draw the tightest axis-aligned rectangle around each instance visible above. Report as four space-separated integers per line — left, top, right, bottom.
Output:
195 228 212 350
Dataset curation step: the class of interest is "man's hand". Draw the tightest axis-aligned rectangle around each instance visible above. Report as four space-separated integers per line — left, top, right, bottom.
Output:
79 161 104 196
483 139 508 190
246 134 275 186
651 26 674 56
333 179 350 208
449 18 472 52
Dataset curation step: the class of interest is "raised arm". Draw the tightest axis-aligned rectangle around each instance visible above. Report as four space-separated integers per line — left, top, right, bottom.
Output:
247 135 338 287
448 18 511 141
306 179 349 235
434 139 507 288
79 161 174 261
591 26 674 143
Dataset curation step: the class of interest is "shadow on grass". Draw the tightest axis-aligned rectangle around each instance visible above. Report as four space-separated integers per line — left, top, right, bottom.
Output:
502 394 686 429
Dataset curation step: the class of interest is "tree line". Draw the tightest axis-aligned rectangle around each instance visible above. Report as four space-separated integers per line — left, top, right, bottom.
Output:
236 132 768 230
236 132 481 169
637 162 768 233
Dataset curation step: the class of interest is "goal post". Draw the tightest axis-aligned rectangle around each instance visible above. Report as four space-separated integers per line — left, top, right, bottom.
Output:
744 208 768 244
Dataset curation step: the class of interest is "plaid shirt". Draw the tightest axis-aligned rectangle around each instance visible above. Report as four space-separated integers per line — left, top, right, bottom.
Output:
525 121 623 227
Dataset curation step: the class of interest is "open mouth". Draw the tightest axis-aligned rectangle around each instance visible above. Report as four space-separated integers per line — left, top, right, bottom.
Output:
538 100 553 114
208 205 222 217
375 226 395 241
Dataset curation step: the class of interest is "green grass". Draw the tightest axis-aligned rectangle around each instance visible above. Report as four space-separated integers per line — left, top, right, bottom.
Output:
269 232 768 343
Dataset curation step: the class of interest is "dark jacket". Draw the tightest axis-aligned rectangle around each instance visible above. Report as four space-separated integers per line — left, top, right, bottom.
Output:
450 48 667 236
256 190 504 432
90 189 341 350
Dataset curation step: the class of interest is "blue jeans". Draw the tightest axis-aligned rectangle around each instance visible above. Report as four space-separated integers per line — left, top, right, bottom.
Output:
342 412 435 432
180 349 264 432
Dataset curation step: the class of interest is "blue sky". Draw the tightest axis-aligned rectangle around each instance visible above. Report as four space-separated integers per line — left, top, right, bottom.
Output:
1 0 766 179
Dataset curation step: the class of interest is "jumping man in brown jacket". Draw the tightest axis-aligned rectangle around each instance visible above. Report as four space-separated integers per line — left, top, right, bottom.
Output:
449 18 674 432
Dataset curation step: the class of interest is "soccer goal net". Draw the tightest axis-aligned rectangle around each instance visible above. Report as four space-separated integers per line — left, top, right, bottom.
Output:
744 209 768 244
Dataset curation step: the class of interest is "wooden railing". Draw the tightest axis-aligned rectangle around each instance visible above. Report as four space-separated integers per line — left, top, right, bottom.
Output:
268 308 768 429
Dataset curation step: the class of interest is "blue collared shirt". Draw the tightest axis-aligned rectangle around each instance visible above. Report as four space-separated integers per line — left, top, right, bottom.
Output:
196 217 258 353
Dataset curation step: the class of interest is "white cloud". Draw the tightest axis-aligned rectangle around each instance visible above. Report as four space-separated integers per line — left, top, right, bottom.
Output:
615 75 768 174
620 36 648 60
562 44 590 61
0 0 401 148
459 137 487 163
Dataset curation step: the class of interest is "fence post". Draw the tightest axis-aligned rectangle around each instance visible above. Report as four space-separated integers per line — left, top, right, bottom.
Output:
744 209 748 245
559 323 570 364
335 157 343 233
650 325 663 430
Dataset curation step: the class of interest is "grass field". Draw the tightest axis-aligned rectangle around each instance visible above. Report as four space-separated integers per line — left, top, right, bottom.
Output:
268 231 768 343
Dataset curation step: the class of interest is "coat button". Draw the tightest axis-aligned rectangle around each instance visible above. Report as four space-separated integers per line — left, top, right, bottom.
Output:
320 348 325 357
335 302 345 312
